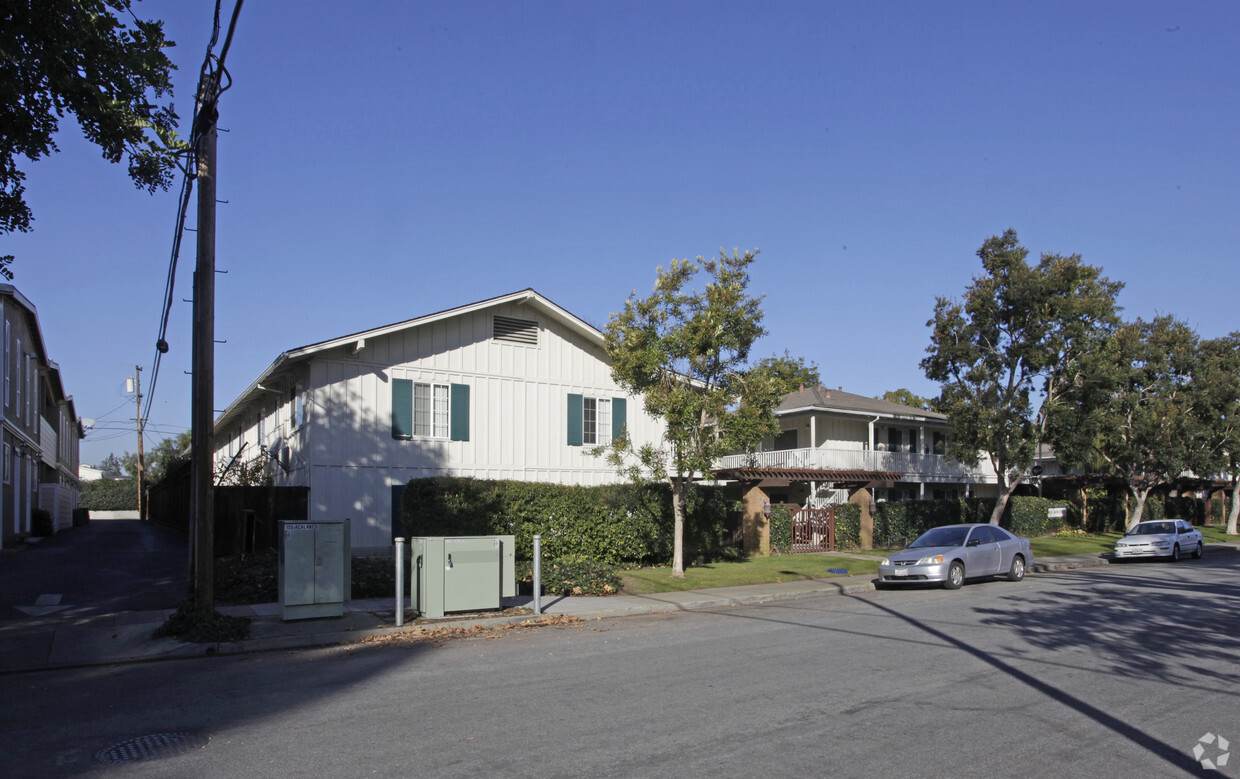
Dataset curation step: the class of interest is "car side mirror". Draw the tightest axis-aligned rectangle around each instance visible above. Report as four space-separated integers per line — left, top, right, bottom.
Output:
966 539 980 547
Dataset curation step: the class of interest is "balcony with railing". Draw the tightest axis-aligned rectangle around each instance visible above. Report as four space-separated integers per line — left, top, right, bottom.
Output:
715 446 997 484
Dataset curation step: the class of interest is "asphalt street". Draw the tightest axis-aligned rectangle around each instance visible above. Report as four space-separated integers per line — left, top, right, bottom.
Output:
1 546 1236 777
0 519 187 622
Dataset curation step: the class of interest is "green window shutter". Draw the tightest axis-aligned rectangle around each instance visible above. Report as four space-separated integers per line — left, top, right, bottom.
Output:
612 397 627 441
392 379 413 439
567 393 583 446
450 383 470 441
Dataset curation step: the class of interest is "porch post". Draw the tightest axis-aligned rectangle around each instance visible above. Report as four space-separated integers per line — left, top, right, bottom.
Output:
850 487 874 550
742 484 771 557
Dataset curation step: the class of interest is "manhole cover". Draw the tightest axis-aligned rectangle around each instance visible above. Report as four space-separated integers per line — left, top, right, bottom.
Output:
95 732 209 764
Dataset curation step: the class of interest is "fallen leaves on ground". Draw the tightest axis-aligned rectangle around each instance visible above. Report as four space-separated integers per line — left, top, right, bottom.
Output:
359 614 583 647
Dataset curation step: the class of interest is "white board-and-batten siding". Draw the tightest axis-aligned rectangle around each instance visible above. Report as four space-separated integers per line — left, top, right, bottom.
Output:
295 304 660 550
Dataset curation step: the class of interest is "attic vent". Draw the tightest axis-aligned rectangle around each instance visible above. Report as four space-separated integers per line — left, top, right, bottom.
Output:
493 315 539 345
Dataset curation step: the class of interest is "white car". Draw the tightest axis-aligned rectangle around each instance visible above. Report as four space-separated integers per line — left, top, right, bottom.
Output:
1113 519 1203 561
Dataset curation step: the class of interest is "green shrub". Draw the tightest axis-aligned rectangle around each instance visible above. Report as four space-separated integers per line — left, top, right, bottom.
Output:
833 503 861 549
1210 497 1225 524
31 508 54 537
72 507 90 527
400 476 728 567
768 505 791 555
79 478 139 511
1164 497 1204 523
351 555 406 599
518 556 622 596
215 551 279 605
1083 489 1127 532
1005 496 1067 537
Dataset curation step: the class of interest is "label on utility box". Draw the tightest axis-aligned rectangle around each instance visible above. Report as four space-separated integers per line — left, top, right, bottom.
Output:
284 523 315 539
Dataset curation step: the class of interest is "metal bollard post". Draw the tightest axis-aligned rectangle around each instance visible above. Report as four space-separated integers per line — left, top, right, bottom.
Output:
395 537 405 626
532 534 542 615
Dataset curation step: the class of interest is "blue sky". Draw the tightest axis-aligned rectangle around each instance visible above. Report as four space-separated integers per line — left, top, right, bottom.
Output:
6 1 1237 467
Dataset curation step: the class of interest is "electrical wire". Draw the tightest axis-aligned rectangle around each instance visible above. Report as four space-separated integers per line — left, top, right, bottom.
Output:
142 0 244 429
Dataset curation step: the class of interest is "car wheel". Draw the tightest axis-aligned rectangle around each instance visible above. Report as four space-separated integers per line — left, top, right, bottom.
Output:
944 561 965 590
1006 555 1026 582
1170 544 1180 562
1192 542 1203 559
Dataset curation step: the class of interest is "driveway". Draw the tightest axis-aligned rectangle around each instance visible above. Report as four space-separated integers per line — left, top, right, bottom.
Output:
0 518 187 623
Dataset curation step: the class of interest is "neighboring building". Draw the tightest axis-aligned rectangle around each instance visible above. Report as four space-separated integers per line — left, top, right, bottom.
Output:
79 464 104 482
716 384 1000 507
0 286 83 548
212 290 666 554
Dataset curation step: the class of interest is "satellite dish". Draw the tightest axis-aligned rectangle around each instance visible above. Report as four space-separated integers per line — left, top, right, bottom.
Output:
81 418 96 432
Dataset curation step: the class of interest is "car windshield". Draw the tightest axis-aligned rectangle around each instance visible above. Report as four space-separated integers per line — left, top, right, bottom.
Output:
909 526 968 549
1130 522 1175 535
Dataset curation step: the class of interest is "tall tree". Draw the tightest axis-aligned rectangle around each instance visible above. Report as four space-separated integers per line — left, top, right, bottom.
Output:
604 249 816 575
0 0 182 277
114 429 190 487
97 452 126 479
882 388 932 411
922 229 1122 525
1049 317 1204 529
1192 332 1240 535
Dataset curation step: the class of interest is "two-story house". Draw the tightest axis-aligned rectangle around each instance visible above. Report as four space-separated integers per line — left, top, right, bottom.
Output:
716 384 999 506
0 286 83 548
212 290 666 554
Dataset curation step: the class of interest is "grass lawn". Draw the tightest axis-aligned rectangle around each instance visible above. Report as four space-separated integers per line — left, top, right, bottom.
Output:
618 523 1239 595
620 554 879 594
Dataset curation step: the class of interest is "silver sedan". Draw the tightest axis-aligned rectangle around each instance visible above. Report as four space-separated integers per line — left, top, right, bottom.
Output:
878 523 1033 590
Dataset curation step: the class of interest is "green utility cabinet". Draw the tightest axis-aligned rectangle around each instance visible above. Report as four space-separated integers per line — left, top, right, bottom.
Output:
279 520 351 621
410 536 515 619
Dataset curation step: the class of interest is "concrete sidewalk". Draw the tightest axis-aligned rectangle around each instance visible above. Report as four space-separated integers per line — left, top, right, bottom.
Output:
0 548 1214 675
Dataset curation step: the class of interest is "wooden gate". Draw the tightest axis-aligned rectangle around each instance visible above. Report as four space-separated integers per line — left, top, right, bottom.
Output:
791 506 836 553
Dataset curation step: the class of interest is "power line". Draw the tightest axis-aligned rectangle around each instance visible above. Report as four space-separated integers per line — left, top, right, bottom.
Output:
143 0 245 429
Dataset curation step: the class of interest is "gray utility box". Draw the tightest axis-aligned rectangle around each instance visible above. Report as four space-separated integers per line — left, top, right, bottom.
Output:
279 520 351 621
409 536 515 619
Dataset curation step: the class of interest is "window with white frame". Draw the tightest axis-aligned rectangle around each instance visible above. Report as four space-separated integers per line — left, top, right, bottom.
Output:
413 382 450 438
583 397 611 446
2 443 9 484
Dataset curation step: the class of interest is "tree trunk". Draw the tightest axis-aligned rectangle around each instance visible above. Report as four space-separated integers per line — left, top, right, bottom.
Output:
1126 485 1152 530
989 469 1023 525
1227 477 1239 536
671 478 686 577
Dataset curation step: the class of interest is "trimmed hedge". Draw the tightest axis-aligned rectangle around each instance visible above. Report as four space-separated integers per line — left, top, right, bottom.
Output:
518 556 622 596
874 496 1068 546
834 503 861 549
769 505 791 555
1164 497 1205 523
79 478 139 511
399 476 729 567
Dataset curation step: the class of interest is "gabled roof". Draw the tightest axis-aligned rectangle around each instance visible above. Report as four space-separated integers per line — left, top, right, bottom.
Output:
776 385 947 423
0 284 50 363
215 289 602 431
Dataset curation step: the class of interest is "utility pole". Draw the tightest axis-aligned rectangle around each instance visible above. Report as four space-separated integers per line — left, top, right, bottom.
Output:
190 84 218 618
131 365 145 520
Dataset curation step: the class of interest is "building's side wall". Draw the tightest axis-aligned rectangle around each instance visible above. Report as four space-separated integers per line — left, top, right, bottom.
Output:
217 303 665 551
0 300 41 547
